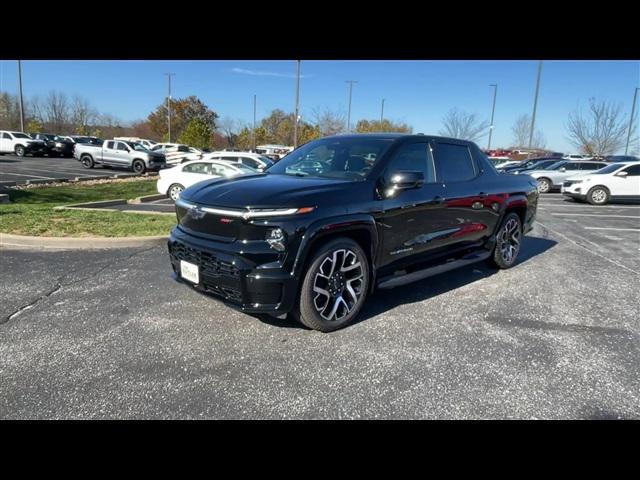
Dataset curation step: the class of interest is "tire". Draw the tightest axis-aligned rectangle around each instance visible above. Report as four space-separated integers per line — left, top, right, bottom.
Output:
15 145 25 157
486 212 523 269
80 155 94 169
132 159 146 174
167 183 184 201
587 186 610 205
292 237 370 332
537 177 552 193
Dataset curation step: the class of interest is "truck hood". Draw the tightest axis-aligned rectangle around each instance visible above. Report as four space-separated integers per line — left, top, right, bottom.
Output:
182 173 359 209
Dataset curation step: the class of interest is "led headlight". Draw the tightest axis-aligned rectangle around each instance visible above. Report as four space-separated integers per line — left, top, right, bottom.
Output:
266 228 286 252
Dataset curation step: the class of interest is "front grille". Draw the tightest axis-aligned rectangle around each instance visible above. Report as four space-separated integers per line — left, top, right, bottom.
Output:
170 242 240 278
169 241 243 302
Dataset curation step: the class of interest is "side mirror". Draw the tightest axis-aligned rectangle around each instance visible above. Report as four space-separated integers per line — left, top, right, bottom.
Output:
616 171 628 178
559 167 567 172
384 171 425 198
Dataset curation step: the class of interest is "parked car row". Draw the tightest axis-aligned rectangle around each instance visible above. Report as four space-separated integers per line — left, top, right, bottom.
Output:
490 154 640 204
0 130 108 157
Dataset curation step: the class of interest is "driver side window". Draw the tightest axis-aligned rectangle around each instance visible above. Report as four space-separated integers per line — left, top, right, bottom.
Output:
385 142 435 183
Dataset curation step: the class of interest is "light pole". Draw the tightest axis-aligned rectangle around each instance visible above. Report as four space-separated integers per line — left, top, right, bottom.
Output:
164 73 175 142
625 87 639 155
345 80 358 133
293 60 301 148
17 60 25 132
528 60 543 151
252 94 257 152
487 84 498 150
380 98 386 129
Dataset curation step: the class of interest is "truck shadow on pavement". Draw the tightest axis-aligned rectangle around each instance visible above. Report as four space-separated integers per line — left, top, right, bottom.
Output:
255 236 558 331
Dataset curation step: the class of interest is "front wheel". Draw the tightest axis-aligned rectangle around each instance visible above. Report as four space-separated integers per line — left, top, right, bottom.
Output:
15 145 25 157
132 159 146 174
487 212 522 269
167 183 184 201
587 186 610 205
293 238 370 332
537 177 551 193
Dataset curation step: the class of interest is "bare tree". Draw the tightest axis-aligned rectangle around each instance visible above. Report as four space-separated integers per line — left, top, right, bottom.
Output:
218 117 239 148
311 107 346 136
511 114 546 149
70 95 98 134
439 108 489 142
42 90 70 132
566 98 633 156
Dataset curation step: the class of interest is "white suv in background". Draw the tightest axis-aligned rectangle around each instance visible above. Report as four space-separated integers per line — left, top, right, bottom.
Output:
0 130 47 157
562 161 640 205
203 151 274 171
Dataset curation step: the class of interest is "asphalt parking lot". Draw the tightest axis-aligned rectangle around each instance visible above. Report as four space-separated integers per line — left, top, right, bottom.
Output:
0 154 143 186
0 194 638 419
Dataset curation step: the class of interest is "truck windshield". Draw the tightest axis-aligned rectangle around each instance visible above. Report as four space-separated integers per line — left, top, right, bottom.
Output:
127 142 149 152
267 137 395 180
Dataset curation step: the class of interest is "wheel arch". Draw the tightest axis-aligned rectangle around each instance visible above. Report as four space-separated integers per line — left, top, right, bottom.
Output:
291 215 379 292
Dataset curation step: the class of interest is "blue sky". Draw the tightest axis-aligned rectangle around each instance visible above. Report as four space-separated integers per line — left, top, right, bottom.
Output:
1 60 638 152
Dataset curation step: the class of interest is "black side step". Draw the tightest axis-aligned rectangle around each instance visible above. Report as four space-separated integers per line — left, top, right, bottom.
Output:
376 251 491 290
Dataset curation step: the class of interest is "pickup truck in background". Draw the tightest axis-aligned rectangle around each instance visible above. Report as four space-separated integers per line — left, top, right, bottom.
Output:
31 133 75 157
73 139 166 173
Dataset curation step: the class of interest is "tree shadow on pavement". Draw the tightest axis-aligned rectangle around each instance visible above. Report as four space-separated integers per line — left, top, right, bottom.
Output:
256 236 558 331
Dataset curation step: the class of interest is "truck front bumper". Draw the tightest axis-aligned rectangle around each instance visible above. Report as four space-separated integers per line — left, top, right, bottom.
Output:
167 227 299 315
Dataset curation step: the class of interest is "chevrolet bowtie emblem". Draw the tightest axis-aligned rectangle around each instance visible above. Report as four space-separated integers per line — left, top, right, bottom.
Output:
186 205 206 220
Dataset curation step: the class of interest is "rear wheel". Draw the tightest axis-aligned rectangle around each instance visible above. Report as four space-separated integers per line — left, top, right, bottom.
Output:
132 159 146 174
293 238 370 332
15 145 25 157
80 155 94 169
487 212 522 269
167 183 184 201
587 186 610 205
537 177 551 193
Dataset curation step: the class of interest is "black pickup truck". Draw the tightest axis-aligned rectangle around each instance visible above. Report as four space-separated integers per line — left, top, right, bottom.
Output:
168 134 539 332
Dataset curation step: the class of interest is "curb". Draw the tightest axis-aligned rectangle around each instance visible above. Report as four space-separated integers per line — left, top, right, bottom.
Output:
0 232 169 250
129 193 166 204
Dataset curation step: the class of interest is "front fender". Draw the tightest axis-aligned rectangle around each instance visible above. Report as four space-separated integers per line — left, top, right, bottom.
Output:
290 214 379 279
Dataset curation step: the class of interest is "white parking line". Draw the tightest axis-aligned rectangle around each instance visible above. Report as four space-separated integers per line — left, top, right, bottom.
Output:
1 167 99 177
583 227 640 232
550 213 640 219
0 172 54 179
539 204 640 210
535 221 639 275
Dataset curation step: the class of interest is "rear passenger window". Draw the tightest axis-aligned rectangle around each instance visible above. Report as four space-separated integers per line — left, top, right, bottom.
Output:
580 163 604 170
183 163 210 174
106 141 115 149
433 143 476 182
386 142 435 183
241 157 261 169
